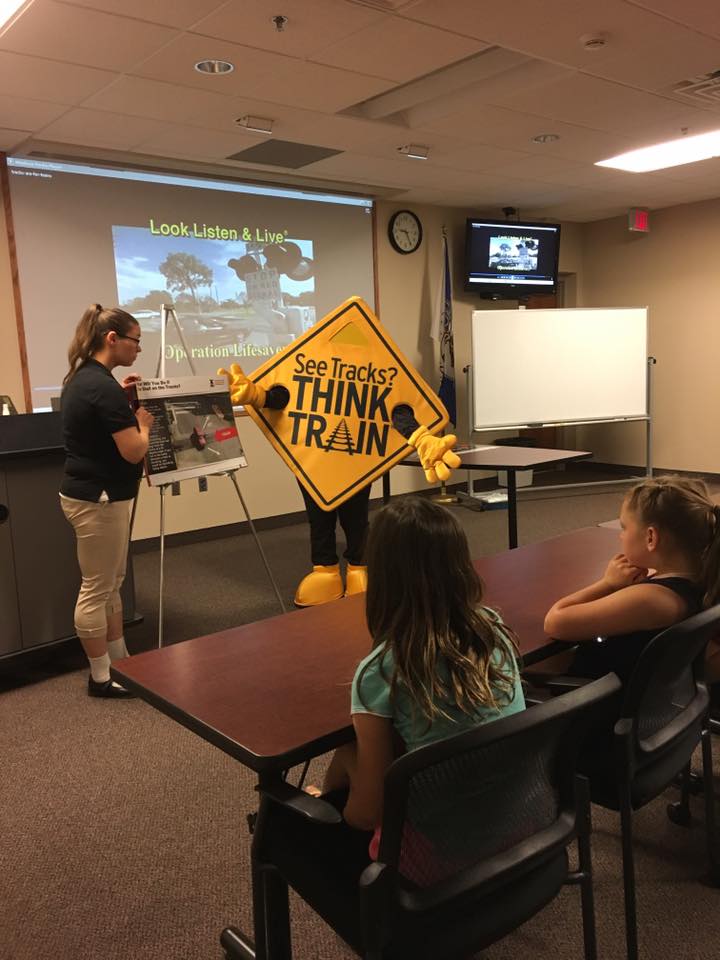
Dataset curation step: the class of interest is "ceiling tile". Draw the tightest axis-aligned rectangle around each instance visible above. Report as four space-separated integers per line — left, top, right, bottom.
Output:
404 0 720 91
131 33 393 112
55 0 228 29
37 107 165 149
134 121 260 161
428 142 537 173
313 18 487 84
384 187 469 206
0 94 69 130
280 114 409 152
628 0 720 41
395 0 500 41
0 128 32 150
84 75 335 144
85 75 245 128
479 154 652 191
249 59 395 113
1 1 178 72
304 152 429 188
0 50 118 103
413 104 636 164
191 0 385 59
131 34 304 96
483 73 703 140
642 156 720 183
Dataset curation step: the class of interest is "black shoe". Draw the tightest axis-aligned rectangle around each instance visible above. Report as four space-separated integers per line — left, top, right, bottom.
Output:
88 677 136 699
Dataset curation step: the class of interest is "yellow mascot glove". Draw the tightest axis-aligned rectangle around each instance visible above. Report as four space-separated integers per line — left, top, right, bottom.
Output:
408 425 462 484
217 363 267 408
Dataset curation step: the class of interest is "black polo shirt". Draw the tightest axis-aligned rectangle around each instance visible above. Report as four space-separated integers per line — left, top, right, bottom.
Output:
60 359 142 502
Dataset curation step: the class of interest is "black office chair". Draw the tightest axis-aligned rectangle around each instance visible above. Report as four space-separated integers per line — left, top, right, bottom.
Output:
221 673 621 960
564 606 720 960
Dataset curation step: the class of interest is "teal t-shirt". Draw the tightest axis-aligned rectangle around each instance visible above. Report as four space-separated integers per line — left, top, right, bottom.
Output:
350 611 525 752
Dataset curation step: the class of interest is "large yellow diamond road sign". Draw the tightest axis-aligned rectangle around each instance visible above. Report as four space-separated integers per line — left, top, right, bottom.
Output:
245 297 449 510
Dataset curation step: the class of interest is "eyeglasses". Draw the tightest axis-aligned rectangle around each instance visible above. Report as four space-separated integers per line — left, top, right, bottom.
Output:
118 334 141 345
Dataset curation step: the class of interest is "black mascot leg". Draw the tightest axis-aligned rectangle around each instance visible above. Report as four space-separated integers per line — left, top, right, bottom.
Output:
338 484 371 597
338 485 371 564
295 482 344 607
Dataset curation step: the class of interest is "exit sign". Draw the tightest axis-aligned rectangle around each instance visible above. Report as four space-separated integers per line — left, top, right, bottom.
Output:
628 208 649 232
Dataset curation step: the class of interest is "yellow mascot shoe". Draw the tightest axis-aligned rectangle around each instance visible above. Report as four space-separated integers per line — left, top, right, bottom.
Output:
345 564 368 597
294 564 344 607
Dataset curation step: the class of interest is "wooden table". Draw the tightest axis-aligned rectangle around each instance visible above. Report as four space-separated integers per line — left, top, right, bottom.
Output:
111 523 617 958
112 524 617 771
384 445 593 548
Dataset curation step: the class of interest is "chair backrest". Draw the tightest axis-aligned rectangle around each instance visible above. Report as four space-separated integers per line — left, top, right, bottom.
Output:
373 673 621 905
619 604 720 761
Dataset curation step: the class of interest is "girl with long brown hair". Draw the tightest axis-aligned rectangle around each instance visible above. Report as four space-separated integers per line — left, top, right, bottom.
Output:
321 495 525 833
544 475 720 686
60 304 154 698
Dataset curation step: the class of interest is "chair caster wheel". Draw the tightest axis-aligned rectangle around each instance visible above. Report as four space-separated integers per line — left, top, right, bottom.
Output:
667 801 691 826
687 773 705 796
673 771 704 795
220 926 255 959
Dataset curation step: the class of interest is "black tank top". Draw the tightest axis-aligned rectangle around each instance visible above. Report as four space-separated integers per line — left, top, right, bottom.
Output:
568 576 702 686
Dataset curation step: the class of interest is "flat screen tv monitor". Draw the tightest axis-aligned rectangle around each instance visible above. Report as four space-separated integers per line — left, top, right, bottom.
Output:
464 218 561 298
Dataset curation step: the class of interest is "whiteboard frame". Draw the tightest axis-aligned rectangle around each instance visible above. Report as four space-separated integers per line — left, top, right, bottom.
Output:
470 307 649 432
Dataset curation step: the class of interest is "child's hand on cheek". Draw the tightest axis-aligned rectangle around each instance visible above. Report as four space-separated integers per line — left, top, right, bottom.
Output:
603 553 649 590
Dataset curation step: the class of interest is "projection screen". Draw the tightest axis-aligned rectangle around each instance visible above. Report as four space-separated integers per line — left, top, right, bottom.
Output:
7 157 375 410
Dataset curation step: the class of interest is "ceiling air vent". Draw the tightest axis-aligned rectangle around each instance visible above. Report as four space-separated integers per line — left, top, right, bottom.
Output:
226 140 342 169
670 69 720 106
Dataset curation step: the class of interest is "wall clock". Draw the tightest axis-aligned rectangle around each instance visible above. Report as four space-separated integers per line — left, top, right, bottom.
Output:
388 209 422 254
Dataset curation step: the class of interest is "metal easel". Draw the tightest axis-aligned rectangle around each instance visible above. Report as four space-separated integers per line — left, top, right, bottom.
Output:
152 304 286 648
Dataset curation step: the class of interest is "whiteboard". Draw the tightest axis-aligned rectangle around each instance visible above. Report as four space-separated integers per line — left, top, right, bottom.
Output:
471 307 648 430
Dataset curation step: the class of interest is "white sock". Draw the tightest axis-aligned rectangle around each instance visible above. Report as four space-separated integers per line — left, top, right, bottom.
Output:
107 636 129 661
88 653 111 684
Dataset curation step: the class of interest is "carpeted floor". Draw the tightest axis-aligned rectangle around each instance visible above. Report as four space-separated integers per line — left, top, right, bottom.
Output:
3 482 720 959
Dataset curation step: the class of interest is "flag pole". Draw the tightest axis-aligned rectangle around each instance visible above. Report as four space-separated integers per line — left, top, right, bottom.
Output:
432 225 457 505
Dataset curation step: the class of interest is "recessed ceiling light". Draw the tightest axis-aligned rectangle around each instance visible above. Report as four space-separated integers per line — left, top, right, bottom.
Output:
596 128 720 172
532 133 560 144
397 144 429 160
194 59 234 75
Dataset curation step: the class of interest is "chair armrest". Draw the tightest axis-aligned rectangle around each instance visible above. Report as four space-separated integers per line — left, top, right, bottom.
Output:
259 780 343 825
524 674 593 698
544 675 593 694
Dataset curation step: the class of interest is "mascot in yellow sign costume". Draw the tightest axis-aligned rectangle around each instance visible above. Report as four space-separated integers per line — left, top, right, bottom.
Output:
221 297 460 606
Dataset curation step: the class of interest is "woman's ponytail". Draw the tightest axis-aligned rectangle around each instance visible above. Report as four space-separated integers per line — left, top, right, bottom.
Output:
63 304 136 384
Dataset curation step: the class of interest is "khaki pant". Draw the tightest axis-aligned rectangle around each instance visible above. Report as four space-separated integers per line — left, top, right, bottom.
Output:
60 495 132 640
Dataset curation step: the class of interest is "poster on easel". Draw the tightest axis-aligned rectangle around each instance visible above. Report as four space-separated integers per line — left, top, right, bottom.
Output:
136 376 247 486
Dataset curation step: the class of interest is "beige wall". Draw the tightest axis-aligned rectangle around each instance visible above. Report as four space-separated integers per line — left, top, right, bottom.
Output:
0 187 583 539
576 200 720 473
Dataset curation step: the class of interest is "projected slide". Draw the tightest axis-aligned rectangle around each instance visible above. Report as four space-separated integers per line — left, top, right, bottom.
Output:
113 226 316 372
487 235 539 272
8 158 374 410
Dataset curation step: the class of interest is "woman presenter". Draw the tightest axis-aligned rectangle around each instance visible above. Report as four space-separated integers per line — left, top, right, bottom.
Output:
60 304 154 698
